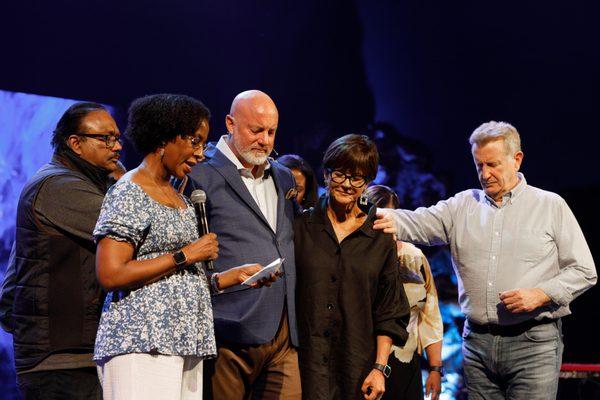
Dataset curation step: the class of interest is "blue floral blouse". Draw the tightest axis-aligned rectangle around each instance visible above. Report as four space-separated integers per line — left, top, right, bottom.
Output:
92 178 216 362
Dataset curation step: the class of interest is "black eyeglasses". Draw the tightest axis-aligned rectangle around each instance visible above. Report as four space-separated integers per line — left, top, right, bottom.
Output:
327 169 369 188
75 133 122 149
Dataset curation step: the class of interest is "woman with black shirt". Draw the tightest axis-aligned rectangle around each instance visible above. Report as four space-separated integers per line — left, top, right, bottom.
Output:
294 134 410 400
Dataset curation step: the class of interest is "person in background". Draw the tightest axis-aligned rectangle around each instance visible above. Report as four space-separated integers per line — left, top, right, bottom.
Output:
0 102 123 399
366 184 443 400
375 121 597 399
93 94 275 400
294 134 409 400
278 154 319 209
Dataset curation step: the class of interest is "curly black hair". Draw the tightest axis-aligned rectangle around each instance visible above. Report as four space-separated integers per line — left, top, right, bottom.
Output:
51 102 108 153
125 94 211 155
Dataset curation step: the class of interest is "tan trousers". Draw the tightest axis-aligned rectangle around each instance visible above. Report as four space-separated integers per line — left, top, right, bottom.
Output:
204 312 301 400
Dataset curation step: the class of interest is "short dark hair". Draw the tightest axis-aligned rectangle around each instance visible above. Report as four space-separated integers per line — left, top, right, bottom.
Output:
277 154 319 208
322 134 379 180
51 102 108 153
126 94 211 156
365 185 400 208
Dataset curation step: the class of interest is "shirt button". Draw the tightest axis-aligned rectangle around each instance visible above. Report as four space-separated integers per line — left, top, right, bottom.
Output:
492 255 496 260
322 355 329 363
495 231 499 236
324 330 330 337
488 282 493 287
330 276 337 283
327 303 334 311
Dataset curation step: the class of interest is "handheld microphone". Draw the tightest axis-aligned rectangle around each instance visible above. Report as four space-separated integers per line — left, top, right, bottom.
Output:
190 189 214 271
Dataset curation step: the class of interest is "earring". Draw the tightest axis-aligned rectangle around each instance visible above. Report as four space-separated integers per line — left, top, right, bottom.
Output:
359 192 368 206
159 148 165 161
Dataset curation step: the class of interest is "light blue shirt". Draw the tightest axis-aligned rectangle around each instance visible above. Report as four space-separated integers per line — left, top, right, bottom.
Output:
386 173 597 325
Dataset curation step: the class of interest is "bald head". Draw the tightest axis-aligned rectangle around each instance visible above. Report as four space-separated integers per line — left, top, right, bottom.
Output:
226 90 279 168
229 90 278 118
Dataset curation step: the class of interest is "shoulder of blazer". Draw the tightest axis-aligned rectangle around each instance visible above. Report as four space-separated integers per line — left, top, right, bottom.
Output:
270 160 295 187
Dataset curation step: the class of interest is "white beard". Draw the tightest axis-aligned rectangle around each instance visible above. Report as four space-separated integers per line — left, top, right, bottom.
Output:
234 141 270 166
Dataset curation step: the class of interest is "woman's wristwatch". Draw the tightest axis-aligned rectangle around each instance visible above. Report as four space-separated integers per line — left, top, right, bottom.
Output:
172 250 187 268
429 365 445 376
373 363 391 378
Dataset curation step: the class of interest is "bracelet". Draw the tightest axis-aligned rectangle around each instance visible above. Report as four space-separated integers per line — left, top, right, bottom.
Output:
429 365 445 376
210 273 223 294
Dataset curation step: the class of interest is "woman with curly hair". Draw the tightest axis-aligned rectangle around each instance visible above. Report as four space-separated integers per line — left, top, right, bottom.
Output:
93 94 274 400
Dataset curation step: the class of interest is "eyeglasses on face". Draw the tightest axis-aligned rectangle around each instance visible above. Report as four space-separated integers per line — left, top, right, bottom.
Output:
74 133 122 149
327 169 368 188
186 135 208 151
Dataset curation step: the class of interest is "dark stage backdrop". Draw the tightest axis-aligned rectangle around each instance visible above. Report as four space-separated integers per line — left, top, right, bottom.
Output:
1 0 598 398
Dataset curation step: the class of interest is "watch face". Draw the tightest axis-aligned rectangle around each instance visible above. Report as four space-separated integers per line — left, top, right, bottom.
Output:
173 251 187 266
383 365 391 378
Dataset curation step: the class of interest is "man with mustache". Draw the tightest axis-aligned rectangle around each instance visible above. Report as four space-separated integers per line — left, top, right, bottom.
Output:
374 121 596 399
188 90 301 399
0 102 123 399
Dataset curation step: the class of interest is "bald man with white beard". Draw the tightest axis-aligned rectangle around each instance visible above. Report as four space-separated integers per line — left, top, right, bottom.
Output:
188 90 301 399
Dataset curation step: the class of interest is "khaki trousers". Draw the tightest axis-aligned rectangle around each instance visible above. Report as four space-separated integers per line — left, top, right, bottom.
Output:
204 312 301 400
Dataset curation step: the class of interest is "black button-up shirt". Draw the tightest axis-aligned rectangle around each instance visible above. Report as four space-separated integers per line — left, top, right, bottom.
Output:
294 196 409 399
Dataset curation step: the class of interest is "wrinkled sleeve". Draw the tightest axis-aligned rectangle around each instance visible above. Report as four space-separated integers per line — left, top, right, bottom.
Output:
93 182 151 248
417 254 444 352
536 196 597 306
383 195 459 247
373 240 410 346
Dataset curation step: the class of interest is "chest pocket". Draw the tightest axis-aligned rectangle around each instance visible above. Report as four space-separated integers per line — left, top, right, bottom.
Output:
514 229 551 263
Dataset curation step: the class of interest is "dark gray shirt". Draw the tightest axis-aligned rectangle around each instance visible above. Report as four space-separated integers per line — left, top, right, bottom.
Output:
0 171 106 372
385 174 597 325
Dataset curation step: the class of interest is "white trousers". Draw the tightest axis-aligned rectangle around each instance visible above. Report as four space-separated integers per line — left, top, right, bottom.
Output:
97 353 203 400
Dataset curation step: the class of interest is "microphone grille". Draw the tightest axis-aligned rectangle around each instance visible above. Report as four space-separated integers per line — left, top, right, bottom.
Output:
190 189 207 204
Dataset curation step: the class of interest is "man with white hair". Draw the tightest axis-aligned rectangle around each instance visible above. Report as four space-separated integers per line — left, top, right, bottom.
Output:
374 121 596 399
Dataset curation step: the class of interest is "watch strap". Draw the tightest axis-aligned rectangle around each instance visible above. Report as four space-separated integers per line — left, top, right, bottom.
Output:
429 365 445 376
373 363 391 378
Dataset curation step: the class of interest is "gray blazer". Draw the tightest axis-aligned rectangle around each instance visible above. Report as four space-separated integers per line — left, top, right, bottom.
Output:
188 145 298 346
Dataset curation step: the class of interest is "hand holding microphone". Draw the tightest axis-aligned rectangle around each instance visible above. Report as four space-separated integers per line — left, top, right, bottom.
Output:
182 233 219 264
190 189 216 270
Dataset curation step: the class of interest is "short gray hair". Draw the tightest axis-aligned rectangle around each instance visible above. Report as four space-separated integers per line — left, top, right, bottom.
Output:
469 121 522 155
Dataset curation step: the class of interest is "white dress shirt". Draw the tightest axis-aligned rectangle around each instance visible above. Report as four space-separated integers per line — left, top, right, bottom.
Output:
216 136 278 232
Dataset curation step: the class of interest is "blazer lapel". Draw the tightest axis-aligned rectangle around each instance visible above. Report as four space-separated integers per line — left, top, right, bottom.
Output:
207 149 272 230
270 163 289 236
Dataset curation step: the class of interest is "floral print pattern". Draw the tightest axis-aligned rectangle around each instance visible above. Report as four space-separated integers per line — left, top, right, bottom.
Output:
93 178 216 362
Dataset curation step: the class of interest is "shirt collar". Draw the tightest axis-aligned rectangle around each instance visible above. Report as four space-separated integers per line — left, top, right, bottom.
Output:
484 172 527 207
310 194 377 238
215 135 271 179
